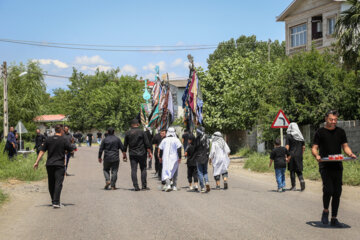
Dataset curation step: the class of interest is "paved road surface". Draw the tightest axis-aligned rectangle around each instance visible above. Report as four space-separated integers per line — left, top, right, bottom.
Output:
1 146 360 240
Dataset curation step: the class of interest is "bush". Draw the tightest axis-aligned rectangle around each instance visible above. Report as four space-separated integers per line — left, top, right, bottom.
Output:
243 148 360 186
0 188 7 205
235 147 254 157
0 141 46 181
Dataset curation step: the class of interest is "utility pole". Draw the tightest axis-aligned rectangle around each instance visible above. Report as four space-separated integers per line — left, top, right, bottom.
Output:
268 39 272 62
2 62 8 141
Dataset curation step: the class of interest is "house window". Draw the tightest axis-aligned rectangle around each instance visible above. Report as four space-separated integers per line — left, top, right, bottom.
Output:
290 24 307 47
328 17 336 35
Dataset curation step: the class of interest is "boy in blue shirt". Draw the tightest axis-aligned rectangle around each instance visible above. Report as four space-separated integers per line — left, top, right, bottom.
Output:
269 138 290 192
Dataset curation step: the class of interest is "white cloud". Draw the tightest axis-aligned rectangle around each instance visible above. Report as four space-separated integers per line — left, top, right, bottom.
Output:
171 58 183 67
142 61 166 71
143 73 156 80
168 72 181 79
175 41 184 46
75 55 108 65
121 64 137 75
33 59 69 69
80 65 112 72
183 61 202 69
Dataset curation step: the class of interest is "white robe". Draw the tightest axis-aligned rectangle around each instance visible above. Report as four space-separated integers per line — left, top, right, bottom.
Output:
210 141 231 176
159 136 182 181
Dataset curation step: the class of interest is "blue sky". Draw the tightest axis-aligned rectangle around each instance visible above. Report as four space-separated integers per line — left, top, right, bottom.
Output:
0 0 292 93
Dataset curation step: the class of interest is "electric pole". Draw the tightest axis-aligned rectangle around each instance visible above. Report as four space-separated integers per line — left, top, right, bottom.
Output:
2 61 8 140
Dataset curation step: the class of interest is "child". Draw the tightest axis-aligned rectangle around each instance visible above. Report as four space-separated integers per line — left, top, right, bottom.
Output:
185 134 199 191
269 138 290 192
209 132 231 190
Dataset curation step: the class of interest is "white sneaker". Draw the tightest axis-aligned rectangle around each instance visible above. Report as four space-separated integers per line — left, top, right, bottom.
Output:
200 188 206 193
172 186 178 191
53 203 64 208
189 186 194 190
165 185 172 192
194 185 199 191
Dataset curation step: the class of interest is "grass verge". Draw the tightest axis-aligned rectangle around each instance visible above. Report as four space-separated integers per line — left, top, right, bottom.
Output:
0 188 7 206
242 148 360 186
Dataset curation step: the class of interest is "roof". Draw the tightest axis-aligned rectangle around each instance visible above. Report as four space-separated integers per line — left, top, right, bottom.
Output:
34 114 67 122
169 80 188 88
276 0 345 22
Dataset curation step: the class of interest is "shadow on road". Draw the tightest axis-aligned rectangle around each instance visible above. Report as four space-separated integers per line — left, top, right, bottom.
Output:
35 203 76 207
306 221 351 229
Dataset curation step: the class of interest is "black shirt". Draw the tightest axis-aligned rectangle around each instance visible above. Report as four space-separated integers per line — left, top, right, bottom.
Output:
87 133 93 141
40 135 73 166
194 135 210 164
182 132 189 149
186 144 196 166
270 147 289 169
63 132 72 144
34 134 46 149
124 127 151 157
98 135 124 162
313 127 347 170
97 132 102 138
152 133 162 148
145 130 153 151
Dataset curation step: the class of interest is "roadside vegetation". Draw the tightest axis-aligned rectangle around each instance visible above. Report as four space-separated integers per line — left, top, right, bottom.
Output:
0 189 7 205
241 147 360 186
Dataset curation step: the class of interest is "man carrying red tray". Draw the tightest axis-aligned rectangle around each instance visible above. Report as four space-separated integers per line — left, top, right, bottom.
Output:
312 110 356 227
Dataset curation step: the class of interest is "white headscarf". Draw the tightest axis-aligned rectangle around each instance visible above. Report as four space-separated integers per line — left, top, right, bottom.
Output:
166 127 177 137
286 122 304 142
212 131 226 149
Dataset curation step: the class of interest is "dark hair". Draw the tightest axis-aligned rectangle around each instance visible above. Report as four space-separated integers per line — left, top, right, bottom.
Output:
188 134 195 141
325 110 339 117
55 124 63 133
274 138 281 146
107 127 115 135
130 119 139 125
64 125 69 129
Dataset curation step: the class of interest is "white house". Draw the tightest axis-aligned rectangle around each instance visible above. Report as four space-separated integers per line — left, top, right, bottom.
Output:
277 0 349 55
169 80 188 119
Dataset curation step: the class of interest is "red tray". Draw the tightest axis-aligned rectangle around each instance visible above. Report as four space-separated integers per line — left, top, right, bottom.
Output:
321 157 357 162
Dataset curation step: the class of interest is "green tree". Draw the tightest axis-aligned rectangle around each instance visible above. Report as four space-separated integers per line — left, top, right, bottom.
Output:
335 0 360 75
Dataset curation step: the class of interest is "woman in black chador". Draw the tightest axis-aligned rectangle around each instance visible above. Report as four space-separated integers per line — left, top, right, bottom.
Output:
285 122 306 191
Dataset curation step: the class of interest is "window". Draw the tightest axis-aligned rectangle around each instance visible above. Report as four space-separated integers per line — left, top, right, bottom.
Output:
290 24 307 47
328 17 336 35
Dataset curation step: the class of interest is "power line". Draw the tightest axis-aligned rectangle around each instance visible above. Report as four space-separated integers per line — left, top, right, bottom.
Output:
0 39 217 52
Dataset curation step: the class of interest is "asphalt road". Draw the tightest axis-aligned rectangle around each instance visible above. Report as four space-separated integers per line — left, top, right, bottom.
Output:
1 146 360 240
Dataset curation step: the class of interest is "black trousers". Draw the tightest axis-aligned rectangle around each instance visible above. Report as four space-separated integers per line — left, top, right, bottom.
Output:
154 147 160 173
320 169 342 218
46 166 65 205
103 161 119 187
290 170 304 187
187 165 198 183
130 155 147 188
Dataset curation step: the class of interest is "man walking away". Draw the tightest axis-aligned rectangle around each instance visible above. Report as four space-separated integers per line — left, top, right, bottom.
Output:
6 127 17 159
182 129 190 152
159 127 182 192
87 132 93 147
33 124 74 208
34 128 46 155
145 127 153 170
98 127 125 190
152 130 166 180
97 131 102 144
123 119 152 191
194 126 210 193
63 126 73 176
312 110 356 227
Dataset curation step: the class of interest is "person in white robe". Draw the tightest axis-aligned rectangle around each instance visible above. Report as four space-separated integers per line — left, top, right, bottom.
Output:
209 132 231 190
159 127 182 192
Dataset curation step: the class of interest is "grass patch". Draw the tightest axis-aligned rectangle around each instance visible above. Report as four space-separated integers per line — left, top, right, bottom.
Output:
243 147 360 186
235 147 254 158
0 141 46 181
0 188 7 205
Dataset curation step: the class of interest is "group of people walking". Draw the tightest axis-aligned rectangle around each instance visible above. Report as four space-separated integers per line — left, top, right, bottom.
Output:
32 110 357 229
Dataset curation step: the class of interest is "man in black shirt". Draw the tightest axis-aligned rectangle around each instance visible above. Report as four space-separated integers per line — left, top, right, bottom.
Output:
33 124 73 208
34 128 46 155
87 133 93 147
97 131 102 144
312 110 356 227
152 129 166 180
182 129 190 151
63 126 73 176
98 127 125 190
123 119 152 191
145 128 153 170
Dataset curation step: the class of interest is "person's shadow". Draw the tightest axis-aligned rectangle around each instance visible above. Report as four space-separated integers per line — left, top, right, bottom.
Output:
306 221 351 229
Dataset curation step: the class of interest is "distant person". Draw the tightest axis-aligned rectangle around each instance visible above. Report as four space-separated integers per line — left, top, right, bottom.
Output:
194 126 210 193
33 124 74 208
34 128 46 155
182 129 190 151
6 126 17 159
145 127 153 170
286 123 306 191
209 132 231 190
184 134 198 191
15 131 20 151
98 127 125 190
87 132 93 147
159 127 182 192
63 126 73 176
152 129 166 180
96 131 102 144
312 110 356 227
269 138 290 192
76 132 83 147
123 119 152 191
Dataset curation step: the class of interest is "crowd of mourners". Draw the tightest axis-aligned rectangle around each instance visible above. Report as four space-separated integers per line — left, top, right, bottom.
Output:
30 110 357 228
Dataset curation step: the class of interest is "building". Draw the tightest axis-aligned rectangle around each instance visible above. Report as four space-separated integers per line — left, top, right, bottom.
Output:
277 0 349 55
169 80 188 119
33 114 68 135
